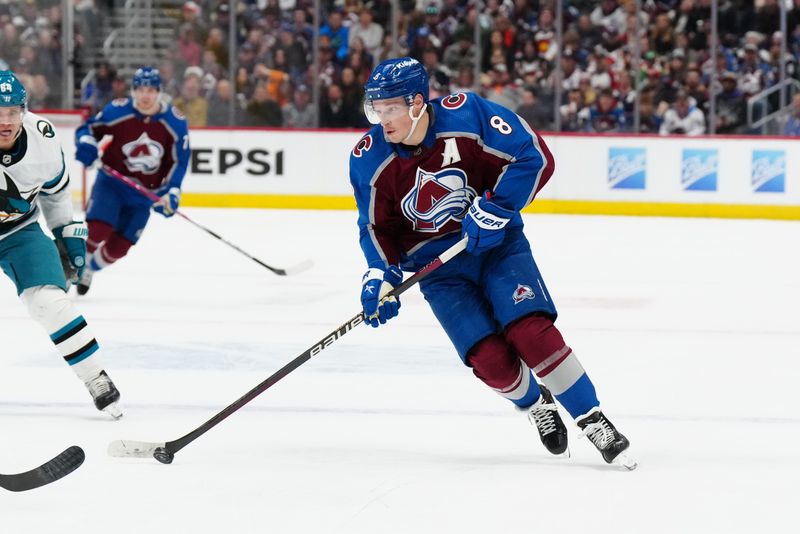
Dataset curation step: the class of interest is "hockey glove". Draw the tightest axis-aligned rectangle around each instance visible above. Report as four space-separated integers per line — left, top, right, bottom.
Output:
153 187 181 218
361 265 403 328
75 136 99 167
462 192 514 255
53 221 89 283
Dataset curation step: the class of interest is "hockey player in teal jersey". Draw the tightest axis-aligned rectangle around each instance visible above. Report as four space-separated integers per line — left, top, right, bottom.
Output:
0 71 122 419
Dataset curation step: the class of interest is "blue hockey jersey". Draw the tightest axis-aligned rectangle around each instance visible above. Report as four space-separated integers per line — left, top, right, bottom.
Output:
75 98 190 193
349 92 554 271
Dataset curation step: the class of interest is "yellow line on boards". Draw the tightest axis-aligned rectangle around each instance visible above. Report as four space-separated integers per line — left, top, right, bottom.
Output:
74 190 800 220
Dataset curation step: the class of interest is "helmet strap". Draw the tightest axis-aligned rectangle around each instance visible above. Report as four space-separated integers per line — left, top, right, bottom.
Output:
402 102 426 143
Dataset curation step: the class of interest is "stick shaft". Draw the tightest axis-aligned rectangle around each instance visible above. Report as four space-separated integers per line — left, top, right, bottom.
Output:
165 236 467 455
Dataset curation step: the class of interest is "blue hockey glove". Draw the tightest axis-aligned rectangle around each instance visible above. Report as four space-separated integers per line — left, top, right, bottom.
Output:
361 265 403 328
462 192 514 255
153 187 181 218
53 221 89 283
75 135 99 167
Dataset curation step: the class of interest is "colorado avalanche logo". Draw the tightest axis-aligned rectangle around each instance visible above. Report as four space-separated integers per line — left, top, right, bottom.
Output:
122 132 165 175
512 284 535 304
401 167 476 232
441 93 468 110
352 135 372 158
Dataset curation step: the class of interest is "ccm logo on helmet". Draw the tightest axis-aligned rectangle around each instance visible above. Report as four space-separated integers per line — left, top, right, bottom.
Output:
442 93 467 110
352 135 372 157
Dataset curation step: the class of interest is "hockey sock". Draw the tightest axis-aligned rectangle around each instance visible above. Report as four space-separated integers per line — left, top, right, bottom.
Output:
467 334 541 408
505 315 599 419
21 286 103 382
89 232 133 272
86 220 113 255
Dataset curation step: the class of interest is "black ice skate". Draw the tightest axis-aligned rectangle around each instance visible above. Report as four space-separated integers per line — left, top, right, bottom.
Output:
577 408 636 470
84 370 122 420
519 385 569 456
76 267 93 296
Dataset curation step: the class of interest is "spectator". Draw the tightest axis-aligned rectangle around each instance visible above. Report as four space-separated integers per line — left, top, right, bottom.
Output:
586 88 626 133
715 71 747 134
207 79 237 127
173 68 209 127
636 90 662 134
516 87 553 131
244 82 283 127
783 93 800 136
660 90 705 136
443 29 476 74
560 88 589 132
320 11 349 64
319 83 355 127
81 61 116 113
177 23 202 68
348 8 383 60
282 84 315 128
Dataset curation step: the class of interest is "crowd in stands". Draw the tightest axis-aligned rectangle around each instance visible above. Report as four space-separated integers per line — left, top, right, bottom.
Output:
4 0 800 136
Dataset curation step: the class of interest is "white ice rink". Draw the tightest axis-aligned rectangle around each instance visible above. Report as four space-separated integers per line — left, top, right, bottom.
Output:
1 208 798 533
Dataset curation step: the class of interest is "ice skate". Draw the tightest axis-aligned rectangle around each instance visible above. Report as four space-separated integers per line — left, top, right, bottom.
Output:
519 385 569 456
577 408 636 470
84 370 122 419
76 267 94 296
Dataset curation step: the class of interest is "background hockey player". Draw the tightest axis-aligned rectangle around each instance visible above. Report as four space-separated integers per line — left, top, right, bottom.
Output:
74 66 190 295
0 71 121 418
350 57 635 468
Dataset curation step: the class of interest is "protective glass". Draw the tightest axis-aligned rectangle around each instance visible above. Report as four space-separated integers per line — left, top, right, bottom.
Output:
363 98 410 125
0 107 24 124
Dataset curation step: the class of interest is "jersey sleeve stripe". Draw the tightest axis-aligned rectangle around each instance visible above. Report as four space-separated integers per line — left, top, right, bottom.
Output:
40 154 69 195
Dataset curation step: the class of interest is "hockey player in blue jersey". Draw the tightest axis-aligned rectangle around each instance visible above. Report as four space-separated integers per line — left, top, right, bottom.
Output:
74 67 190 295
350 57 635 468
0 71 122 418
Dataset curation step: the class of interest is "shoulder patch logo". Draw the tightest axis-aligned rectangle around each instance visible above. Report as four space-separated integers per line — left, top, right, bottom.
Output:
441 93 468 110
512 284 535 304
36 120 55 138
401 166 476 232
112 98 129 107
352 134 372 158
172 106 185 120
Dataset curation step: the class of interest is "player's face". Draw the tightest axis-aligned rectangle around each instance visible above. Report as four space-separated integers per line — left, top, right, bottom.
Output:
133 86 161 113
0 106 23 149
370 97 413 143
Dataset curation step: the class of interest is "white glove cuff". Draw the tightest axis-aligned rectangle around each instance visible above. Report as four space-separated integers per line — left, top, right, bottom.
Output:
468 196 510 230
78 135 98 147
60 222 89 241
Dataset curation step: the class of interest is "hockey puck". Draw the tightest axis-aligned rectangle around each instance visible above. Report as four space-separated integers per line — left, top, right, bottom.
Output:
153 447 174 464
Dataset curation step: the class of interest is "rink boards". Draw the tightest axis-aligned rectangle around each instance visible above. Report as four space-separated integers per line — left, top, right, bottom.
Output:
44 111 800 220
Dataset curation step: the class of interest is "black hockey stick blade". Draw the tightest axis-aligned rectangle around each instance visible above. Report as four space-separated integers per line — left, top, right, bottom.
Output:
0 446 85 492
108 236 468 464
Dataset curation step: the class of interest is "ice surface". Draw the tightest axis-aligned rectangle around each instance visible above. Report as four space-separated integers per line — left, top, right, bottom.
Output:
1 209 798 533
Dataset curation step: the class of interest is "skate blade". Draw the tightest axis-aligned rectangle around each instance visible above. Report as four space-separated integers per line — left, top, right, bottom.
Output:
612 451 638 471
551 446 570 459
103 402 123 420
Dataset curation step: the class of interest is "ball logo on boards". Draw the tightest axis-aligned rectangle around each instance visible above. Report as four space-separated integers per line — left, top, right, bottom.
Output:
751 150 785 193
681 149 718 191
607 148 646 189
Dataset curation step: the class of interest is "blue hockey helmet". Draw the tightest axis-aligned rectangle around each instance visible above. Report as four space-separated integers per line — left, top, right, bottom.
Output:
363 57 428 124
0 70 27 111
132 67 162 90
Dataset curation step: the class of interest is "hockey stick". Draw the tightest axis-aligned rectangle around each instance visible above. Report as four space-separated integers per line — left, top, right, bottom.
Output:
108 235 468 464
100 165 313 276
0 446 85 492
